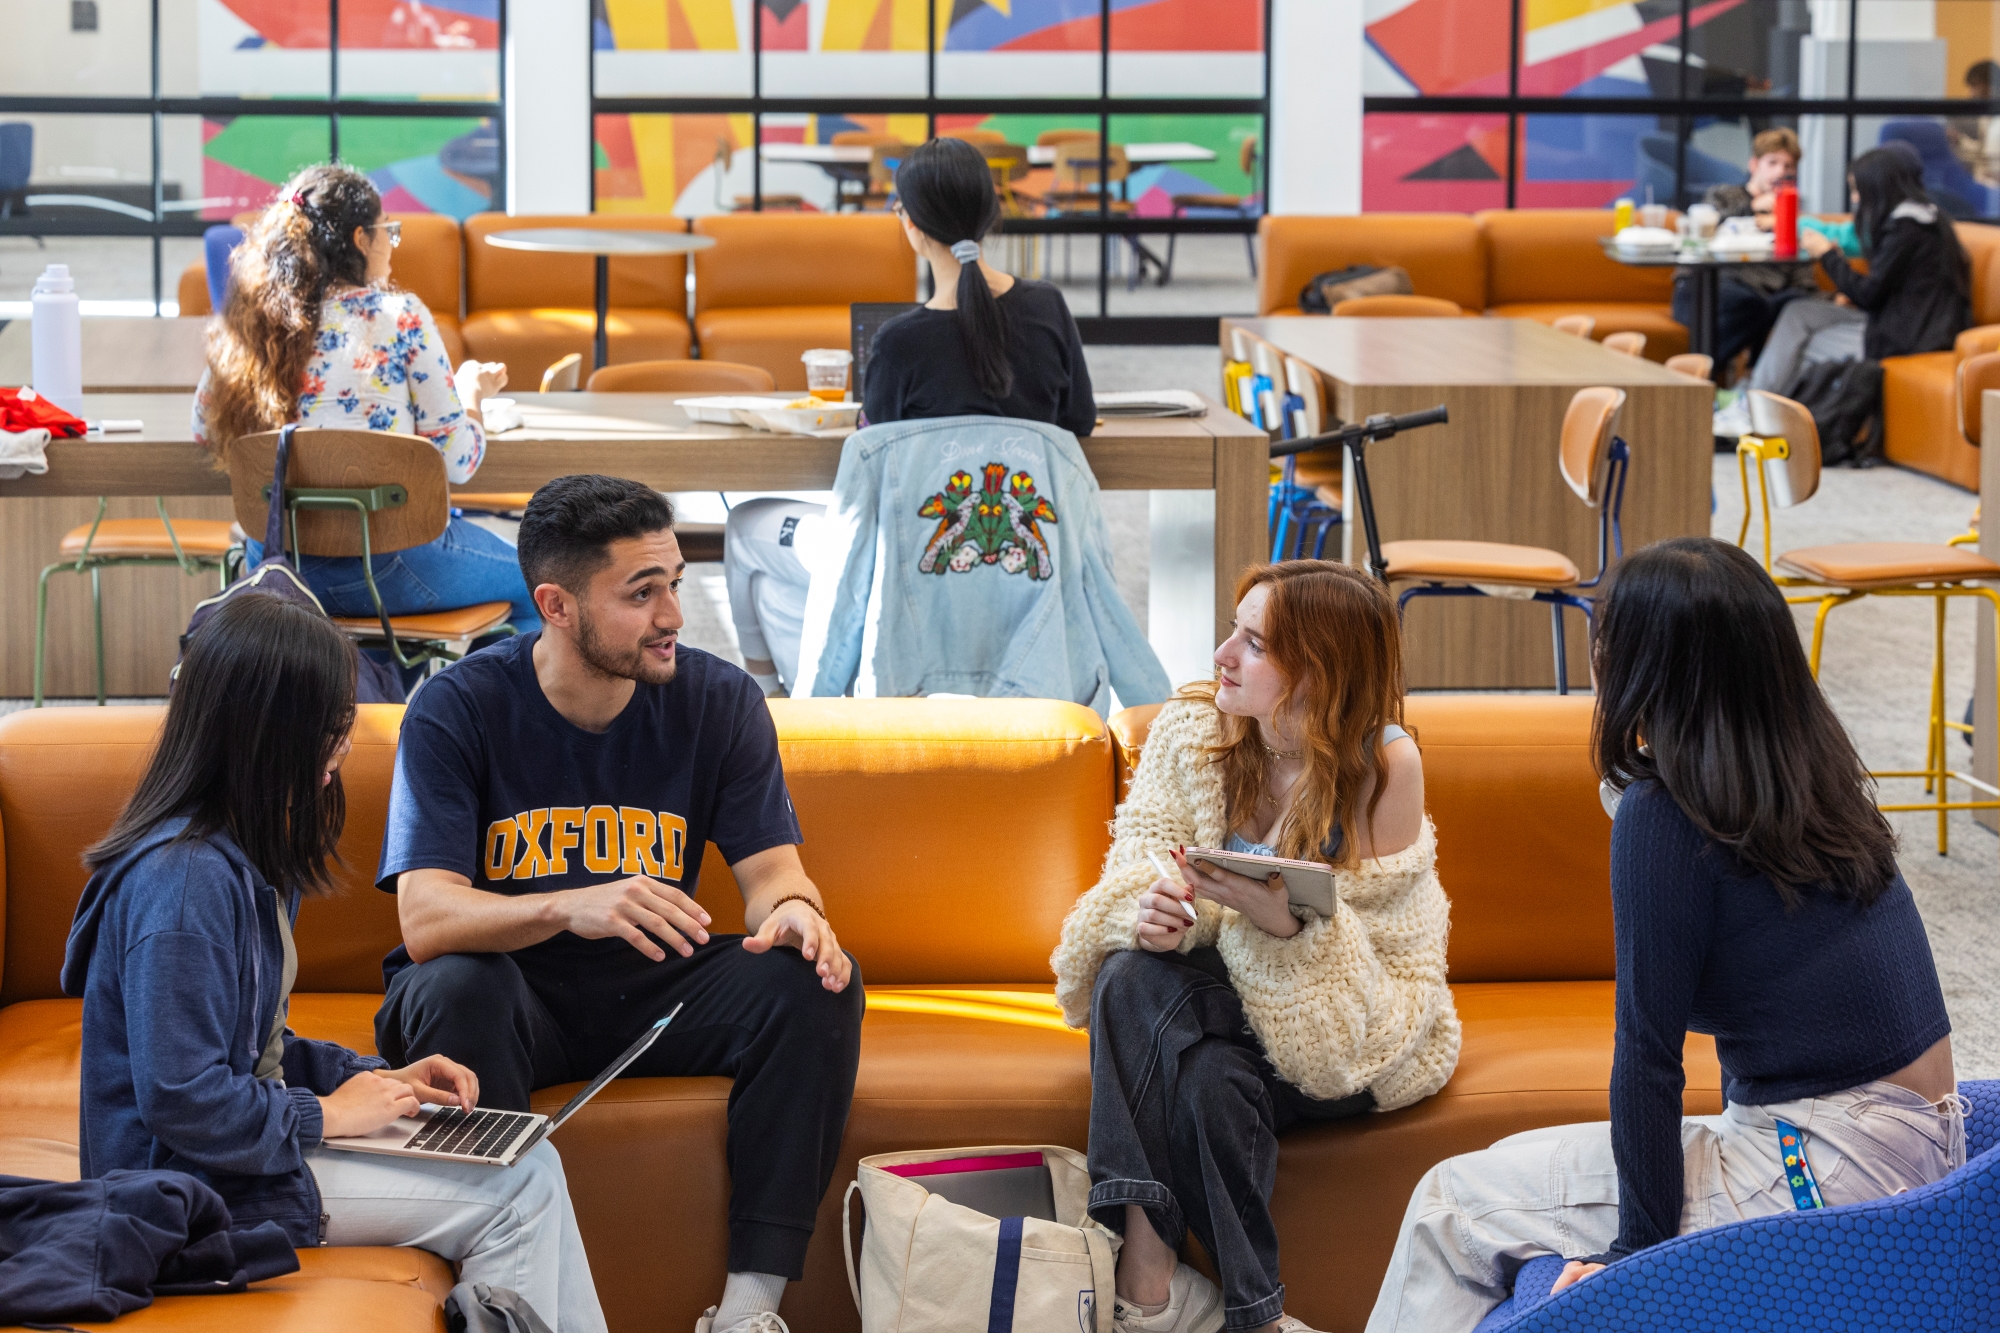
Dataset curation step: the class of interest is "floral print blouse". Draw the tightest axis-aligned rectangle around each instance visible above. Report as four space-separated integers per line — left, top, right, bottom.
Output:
192 285 483 484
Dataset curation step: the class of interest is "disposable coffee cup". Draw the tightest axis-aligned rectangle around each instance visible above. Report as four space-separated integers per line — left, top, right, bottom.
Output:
802 349 853 403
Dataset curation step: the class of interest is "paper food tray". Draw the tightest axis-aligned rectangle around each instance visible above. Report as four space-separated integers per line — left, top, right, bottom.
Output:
740 402 862 434
678 395 792 425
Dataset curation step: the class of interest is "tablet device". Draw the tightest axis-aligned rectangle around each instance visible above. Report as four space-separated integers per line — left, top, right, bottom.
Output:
1182 847 1338 918
882 1151 1058 1222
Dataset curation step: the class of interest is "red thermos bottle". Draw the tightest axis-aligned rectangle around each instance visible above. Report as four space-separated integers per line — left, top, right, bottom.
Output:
1773 184 1799 259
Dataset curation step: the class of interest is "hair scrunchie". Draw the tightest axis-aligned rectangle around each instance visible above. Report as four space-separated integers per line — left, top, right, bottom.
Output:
950 240 981 264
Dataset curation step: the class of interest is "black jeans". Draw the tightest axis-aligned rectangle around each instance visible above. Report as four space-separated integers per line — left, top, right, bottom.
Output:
1086 948 1370 1331
375 936 865 1279
1672 272 1782 369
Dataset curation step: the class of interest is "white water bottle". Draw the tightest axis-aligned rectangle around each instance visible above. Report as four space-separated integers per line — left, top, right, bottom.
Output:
31 263 83 415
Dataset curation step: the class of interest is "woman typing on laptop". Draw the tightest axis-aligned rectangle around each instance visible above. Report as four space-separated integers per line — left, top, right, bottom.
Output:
1052 560 1461 1333
61 594 606 1333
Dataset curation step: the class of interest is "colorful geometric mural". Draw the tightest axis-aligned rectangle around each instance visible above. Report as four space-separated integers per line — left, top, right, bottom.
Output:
592 0 1258 53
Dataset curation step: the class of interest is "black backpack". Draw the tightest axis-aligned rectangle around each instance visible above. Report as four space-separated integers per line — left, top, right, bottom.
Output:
1298 264 1413 314
177 423 405 703
1785 358 1885 468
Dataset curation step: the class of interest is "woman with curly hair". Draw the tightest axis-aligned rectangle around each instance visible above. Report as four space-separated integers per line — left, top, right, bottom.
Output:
194 164 536 631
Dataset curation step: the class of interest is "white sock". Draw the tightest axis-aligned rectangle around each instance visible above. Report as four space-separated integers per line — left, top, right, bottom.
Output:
713 1271 786 1329
748 670 783 696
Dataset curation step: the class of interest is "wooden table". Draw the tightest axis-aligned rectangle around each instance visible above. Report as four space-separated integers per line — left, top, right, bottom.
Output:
0 317 207 394
0 391 1268 697
1229 317 1713 689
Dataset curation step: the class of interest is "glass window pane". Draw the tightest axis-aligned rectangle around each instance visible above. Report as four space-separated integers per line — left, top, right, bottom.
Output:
1362 112 1507 213
1365 0 1509 97
1684 1 1821 101
593 0 753 97
1517 1 1680 100
188 115 334 221
0 114 156 229
595 112 754 215
1109 0 1262 99
338 0 500 101
1515 112 1657 209
1104 113 1260 316
936 0 1098 99
162 0 331 97
760 0 925 98
0 238 168 316
341 115 498 218
753 112 925 213
1939 0 2000 99
0 0 152 95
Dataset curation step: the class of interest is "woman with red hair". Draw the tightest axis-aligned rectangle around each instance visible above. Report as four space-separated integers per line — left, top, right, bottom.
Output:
1052 560 1460 1333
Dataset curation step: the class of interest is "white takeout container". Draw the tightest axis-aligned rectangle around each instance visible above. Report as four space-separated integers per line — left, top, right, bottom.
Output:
678 394 791 425
741 402 863 434
1613 225 1679 254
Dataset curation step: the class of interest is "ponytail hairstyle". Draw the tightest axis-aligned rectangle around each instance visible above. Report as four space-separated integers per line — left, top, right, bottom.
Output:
894 137 1011 399
203 163 383 453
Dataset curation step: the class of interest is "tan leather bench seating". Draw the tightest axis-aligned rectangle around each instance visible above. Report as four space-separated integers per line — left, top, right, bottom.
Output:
0 694 1714 1333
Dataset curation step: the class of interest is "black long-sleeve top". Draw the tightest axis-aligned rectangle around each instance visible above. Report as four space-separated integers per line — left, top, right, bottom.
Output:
1818 212 1971 361
1604 780 1951 1259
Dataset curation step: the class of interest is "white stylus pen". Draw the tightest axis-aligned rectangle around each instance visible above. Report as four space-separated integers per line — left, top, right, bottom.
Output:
1146 851 1201 921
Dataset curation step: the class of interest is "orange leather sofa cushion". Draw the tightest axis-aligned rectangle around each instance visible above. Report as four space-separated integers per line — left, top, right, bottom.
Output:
461 213 692 381
1477 209 1685 360
1880 222 2000 489
0 694 1719 1333
1257 214 1487 316
690 214 916 389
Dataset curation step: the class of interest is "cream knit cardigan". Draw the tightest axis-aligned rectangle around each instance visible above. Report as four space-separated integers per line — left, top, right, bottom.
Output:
1051 699 1461 1111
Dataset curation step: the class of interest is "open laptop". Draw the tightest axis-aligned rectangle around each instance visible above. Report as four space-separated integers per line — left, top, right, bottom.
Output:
850 301 923 400
322 1003 682 1167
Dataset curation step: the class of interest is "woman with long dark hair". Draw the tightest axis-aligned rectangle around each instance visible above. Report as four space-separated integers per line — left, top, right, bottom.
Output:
1054 561 1459 1333
1365 538 1959 1333
62 594 604 1332
194 163 539 632
723 136 1098 695
1748 143 1972 394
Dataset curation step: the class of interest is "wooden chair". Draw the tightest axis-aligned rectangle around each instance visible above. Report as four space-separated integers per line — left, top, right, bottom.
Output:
1352 387 1631 695
1552 314 1596 338
830 131 904 210
34 500 235 706
1736 389 2000 852
539 352 582 393
1947 352 2000 548
586 359 775 393
1164 135 1260 282
1665 352 1713 382
941 128 1006 147
1047 140 1151 283
862 143 908 211
1601 331 1647 358
1269 355 1341 561
223 428 514 671
1036 128 1099 148
1332 294 1464 318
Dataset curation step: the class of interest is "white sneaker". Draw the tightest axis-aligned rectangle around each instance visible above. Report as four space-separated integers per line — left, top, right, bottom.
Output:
694 1309 789 1333
1712 390 1753 440
1112 1264 1225 1332
1273 1316 1326 1333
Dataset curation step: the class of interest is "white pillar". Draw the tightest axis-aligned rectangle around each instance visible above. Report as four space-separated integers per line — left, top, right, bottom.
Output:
506 0 592 214
1269 0 1363 214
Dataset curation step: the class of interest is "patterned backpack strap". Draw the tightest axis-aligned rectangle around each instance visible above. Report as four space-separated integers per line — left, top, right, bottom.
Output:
1775 1119 1825 1210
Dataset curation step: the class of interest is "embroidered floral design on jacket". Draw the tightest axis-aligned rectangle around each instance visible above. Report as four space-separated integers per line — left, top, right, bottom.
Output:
917 461 1059 579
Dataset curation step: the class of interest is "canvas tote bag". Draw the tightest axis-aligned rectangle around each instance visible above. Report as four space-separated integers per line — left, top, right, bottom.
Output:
843 1145 1119 1333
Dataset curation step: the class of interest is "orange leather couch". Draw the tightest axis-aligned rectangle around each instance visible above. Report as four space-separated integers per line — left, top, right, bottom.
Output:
1257 210 1685 360
1879 220 2000 490
176 214 468 365
690 214 917 390
461 213 692 385
0 694 1716 1333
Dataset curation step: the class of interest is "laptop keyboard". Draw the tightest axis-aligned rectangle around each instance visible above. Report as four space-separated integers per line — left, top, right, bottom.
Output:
404 1107 537 1158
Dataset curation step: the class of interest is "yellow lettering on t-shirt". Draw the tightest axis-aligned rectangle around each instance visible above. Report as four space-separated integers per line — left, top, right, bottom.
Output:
583 805 620 874
548 807 585 874
659 812 687 879
620 807 662 877
511 809 553 879
484 819 517 880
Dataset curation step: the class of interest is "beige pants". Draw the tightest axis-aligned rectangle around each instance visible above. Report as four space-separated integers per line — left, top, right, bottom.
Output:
1365 1081 1967 1333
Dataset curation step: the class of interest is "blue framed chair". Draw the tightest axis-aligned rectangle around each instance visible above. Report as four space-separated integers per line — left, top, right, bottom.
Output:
1475 1079 2000 1331
1348 387 1630 694
1267 355 1341 560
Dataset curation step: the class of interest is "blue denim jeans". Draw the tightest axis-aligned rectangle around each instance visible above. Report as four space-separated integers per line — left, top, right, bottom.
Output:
1088 947 1373 1330
246 516 539 634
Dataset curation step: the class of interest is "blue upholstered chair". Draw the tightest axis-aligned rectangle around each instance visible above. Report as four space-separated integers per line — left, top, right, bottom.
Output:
202 223 245 313
0 123 32 219
1881 119 2000 220
1471 1079 2000 1331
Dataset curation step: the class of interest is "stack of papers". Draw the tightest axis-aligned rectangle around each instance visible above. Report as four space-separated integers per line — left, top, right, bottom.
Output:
1093 390 1208 418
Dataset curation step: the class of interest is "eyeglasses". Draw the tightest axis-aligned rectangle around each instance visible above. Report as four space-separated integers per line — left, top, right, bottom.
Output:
375 220 402 248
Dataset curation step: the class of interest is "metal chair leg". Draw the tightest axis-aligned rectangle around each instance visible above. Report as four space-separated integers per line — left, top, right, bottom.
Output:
33 561 59 707
1551 600 1569 695
91 564 106 706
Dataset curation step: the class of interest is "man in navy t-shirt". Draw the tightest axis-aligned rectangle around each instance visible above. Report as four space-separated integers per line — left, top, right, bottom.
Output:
375 475 862 1333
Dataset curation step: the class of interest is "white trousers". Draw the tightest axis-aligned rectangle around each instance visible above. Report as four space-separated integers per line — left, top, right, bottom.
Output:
722 498 825 689
1364 1080 1965 1333
308 1141 607 1333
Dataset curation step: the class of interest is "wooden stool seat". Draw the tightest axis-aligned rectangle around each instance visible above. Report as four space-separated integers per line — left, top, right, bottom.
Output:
60 518 237 560
331 601 513 640
1382 539 1581 589
452 493 534 514
1774 542 2000 591
1172 192 1243 210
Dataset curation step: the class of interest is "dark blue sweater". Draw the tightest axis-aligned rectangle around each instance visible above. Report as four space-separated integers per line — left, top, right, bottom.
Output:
1606 780 1950 1259
60 819 384 1247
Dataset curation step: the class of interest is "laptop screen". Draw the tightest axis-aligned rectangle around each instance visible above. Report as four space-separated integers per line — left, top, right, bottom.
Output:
850 301 922 401
545 1002 681 1131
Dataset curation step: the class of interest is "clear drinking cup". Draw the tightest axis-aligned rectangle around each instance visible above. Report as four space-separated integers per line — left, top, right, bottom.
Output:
802 349 853 403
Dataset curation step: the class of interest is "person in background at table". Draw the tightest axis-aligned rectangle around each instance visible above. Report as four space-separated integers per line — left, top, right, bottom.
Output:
1365 538 1958 1333
1054 561 1459 1333
1670 128 1811 379
192 164 539 633
64 593 604 1332
1949 60 2000 178
1746 145 1971 397
722 135 1095 696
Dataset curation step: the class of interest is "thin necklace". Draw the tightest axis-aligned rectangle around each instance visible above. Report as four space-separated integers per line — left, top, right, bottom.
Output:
1259 738 1301 760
